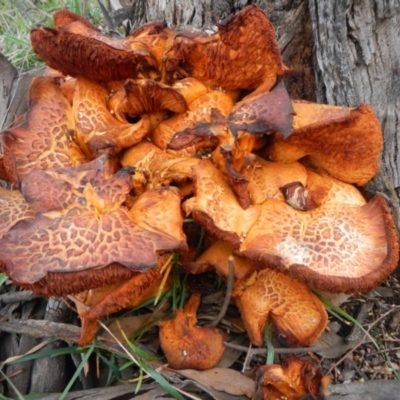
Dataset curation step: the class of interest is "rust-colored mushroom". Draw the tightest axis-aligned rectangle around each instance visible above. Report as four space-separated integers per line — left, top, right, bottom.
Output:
233 269 328 346
0 158 181 296
30 9 161 82
72 78 152 157
255 356 327 400
158 293 225 370
163 5 289 91
265 101 383 185
1 77 85 186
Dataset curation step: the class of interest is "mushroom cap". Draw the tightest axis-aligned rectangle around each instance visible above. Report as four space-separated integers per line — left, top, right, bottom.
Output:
242 156 308 205
0 206 180 288
233 269 328 346
1 77 85 186
182 160 260 246
256 356 325 399
228 80 294 137
30 13 159 82
171 77 209 106
266 102 383 185
0 186 35 239
72 77 152 157
158 293 225 370
239 194 399 293
152 90 233 150
117 79 188 119
163 5 289 90
20 155 132 214
129 186 187 251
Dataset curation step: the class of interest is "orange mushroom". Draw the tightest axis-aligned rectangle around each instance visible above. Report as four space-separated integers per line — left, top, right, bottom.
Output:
1 77 85 186
158 293 225 370
265 102 383 185
163 5 289 91
31 9 161 82
233 269 328 346
0 157 181 296
255 356 327 400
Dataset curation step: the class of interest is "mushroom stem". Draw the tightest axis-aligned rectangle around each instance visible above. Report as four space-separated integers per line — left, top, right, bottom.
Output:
207 256 235 328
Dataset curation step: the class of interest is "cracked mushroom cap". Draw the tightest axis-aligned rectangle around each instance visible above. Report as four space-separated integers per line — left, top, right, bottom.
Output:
265 102 383 185
163 5 289 90
20 155 132 214
158 293 225 370
256 356 326 400
233 269 328 347
0 186 35 239
1 77 85 186
72 77 153 157
0 207 180 294
30 10 159 82
239 192 399 293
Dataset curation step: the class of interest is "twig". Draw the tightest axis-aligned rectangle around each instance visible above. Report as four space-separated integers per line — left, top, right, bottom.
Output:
206 256 234 328
327 305 400 375
0 290 37 305
224 341 322 355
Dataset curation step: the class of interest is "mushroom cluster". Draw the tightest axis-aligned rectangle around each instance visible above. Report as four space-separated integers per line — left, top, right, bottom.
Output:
0 5 398 389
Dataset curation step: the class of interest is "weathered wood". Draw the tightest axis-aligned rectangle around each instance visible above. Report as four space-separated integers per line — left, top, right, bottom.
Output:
0 54 17 130
328 380 400 400
309 0 400 230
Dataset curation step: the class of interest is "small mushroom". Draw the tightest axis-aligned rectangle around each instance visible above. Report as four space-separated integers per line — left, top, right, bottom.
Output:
1 77 85 186
266 102 383 185
255 356 327 400
158 293 225 370
233 269 328 346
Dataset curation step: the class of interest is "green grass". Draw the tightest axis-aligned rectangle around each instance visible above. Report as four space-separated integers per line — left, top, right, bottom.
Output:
0 0 102 71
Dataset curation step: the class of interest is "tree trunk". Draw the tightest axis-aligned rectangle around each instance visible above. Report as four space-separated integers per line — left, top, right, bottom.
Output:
128 0 400 231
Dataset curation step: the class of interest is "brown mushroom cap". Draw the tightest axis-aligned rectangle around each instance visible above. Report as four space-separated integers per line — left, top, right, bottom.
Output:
0 207 180 289
239 194 399 293
228 80 294 137
20 155 132 214
152 90 233 150
72 77 152 157
266 102 383 185
1 77 85 186
163 5 289 90
256 356 325 399
117 78 188 119
0 186 35 239
158 293 225 370
233 269 328 346
30 11 159 82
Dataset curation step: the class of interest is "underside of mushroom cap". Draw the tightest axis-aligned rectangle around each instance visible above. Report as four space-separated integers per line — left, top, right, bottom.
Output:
163 4 289 90
266 103 383 185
